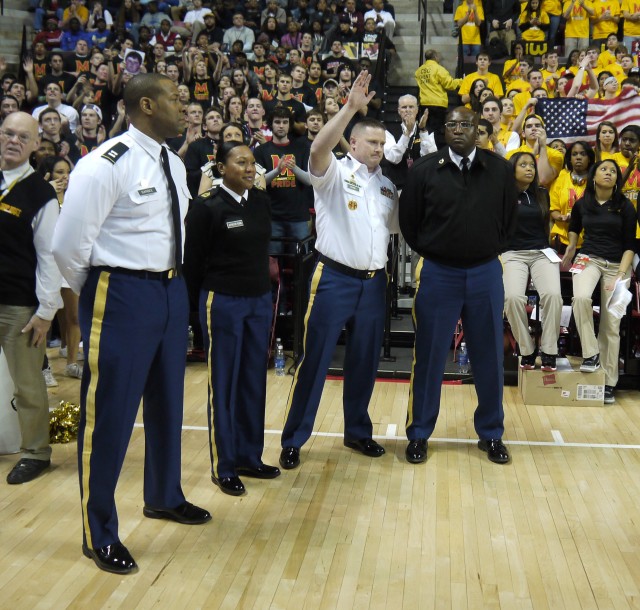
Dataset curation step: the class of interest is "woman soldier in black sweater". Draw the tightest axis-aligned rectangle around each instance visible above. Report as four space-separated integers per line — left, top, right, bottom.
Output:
184 141 280 496
562 159 636 404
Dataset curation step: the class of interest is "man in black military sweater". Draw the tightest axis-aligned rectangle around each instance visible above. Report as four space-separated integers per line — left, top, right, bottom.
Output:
400 106 517 466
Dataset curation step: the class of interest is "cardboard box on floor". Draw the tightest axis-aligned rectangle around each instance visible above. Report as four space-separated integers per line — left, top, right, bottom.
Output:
518 357 605 406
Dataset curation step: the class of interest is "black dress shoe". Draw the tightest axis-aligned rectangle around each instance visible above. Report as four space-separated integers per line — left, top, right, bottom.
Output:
6 458 51 484
211 475 246 496
406 439 428 464
478 439 510 464
235 464 281 479
344 438 385 457
279 447 300 470
143 501 212 524
82 541 138 575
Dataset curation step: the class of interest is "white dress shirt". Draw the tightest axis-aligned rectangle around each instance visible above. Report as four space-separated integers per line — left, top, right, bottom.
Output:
0 162 62 320
53 125 191 294
384 124 437 164
310 154 399 270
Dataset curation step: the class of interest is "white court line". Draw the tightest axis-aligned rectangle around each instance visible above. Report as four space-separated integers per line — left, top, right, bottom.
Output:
133 424 640 450
551 430 565 444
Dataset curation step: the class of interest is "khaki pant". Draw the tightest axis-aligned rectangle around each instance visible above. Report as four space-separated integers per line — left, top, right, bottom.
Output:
0 305 51 460
503 250 562 356
572 256 629 386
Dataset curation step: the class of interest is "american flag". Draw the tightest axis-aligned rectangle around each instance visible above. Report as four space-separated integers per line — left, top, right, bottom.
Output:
536 86 640 145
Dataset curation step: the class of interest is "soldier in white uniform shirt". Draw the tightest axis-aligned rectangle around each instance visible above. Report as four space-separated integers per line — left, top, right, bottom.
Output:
279 71 399 471
53 73 211 576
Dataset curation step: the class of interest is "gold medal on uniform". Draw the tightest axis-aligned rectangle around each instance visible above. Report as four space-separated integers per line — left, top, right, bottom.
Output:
348 200 358 210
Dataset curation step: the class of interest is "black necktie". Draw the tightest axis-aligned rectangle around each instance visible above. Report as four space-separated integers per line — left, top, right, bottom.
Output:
160 147 183 277
461 157 469 176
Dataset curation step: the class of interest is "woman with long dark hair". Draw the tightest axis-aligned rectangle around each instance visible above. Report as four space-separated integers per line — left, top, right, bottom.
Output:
561 159 636 404
503 151 562 371
183 141 279 496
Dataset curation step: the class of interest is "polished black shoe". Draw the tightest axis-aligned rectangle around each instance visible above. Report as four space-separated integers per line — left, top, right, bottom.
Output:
211 475 246 496
540 352 557 372
82 541 138 575
236 464 281 479
519 349 537 370
279 447 300 470
405 439 428 464
478 439 510 464
344 437 385 457
6 458 51 484
580 354 601 373
143 501 212 524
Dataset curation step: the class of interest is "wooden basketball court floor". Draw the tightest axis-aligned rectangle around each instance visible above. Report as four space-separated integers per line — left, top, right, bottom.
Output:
2 351 640 610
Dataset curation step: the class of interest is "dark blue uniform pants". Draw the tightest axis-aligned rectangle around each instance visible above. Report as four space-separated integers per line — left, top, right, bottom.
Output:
407 258 505 441
281 263 387 449
200 291 272 478
78 269 188 549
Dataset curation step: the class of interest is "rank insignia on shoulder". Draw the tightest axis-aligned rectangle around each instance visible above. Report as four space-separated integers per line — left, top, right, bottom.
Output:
101 142 130 164
380 186 394 199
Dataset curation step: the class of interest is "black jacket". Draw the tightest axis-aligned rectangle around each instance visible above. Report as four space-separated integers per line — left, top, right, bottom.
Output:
399 147 517 268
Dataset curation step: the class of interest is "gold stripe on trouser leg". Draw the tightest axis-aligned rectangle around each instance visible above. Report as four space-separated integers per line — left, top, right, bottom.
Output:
81 271 110 549
205 291 220 476
406 257 424 431
283 262 325 423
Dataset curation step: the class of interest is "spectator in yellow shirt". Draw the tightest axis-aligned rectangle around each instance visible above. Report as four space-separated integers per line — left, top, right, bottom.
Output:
506 114 564 186
519 0 550 41
503 41 525 88
542 0 563 44
455 0 485 56
458 51 505 103
622 0 640 51
562 0 594 49
590 0 620 47
549 141 594 252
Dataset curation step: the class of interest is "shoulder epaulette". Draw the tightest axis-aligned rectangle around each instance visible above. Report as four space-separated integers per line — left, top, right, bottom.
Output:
101 142 130 164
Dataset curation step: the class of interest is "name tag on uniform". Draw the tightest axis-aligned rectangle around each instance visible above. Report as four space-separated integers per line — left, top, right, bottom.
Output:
344 176 363 195
137 187 157 196
226 219 244 229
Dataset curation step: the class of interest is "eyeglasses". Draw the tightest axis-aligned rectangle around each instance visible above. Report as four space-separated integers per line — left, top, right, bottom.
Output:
0 129 31 144
444 121 475 131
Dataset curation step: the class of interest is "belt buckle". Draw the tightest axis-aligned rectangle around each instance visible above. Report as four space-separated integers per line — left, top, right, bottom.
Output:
167 268 176 279
366 270 375 279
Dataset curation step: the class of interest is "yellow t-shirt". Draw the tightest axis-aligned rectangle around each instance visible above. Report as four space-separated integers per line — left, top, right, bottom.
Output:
541 68 561 96
549 169 586 246
596 49 617 69
562 0 593 38
622 0 640 36
543 0 562 14
591 0 620 40
459 70 505 98
503 58 522 88
520 9 551 41
611 152 640 237
455 2 485 45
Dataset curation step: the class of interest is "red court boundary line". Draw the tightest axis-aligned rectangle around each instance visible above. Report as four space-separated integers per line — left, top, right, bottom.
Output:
325 375 463 385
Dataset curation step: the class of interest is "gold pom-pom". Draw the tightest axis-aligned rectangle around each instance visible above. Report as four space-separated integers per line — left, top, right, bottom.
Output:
49 401 80 444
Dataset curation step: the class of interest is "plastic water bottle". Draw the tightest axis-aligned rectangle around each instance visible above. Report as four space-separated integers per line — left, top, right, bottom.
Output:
187 326 194 353
275 339 285 376
458 342 469 374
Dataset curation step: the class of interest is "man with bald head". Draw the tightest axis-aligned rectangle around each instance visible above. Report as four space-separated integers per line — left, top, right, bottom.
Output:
399 106 517 466
53 74 211 575
0 112 62 484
